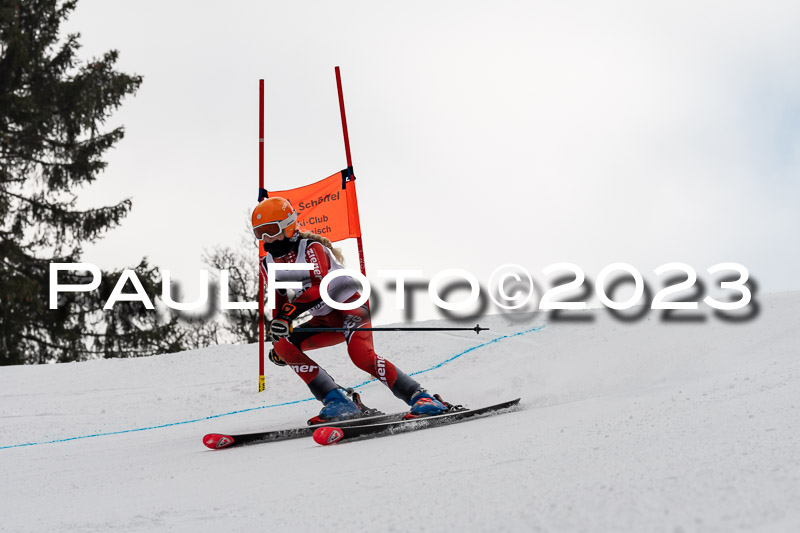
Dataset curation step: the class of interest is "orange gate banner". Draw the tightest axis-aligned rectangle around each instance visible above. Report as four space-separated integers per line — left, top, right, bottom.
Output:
267 170 362 244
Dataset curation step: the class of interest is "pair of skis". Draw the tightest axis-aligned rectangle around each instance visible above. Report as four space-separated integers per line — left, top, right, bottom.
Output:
203 398 520 449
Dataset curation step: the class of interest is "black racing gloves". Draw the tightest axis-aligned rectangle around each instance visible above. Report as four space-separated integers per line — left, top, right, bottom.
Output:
269 302 300 339
268 348 286 367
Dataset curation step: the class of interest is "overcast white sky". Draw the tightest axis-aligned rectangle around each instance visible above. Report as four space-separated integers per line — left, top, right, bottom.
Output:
64 1 800 324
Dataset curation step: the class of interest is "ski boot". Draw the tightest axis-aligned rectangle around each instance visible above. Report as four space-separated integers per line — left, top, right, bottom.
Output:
403 390 451 420
307 389 362 425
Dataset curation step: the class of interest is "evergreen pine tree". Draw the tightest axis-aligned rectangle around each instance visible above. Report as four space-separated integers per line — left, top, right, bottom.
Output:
1 0 191 364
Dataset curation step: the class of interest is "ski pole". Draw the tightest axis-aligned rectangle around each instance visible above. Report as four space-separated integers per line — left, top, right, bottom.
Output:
292 324 489 334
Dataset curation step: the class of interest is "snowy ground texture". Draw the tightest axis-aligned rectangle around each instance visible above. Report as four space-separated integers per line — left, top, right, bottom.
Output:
1 292 799 532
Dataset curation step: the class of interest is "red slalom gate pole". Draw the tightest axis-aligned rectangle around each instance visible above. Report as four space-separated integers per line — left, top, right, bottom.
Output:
258 79 265 393
335 67 354 171
335 66 369 281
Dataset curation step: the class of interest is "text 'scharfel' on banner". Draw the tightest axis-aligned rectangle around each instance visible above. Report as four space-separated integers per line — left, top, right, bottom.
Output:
267 170 362 244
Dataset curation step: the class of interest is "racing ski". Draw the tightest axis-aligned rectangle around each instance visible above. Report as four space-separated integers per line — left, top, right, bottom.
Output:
203 410 405 450
312 398 521 446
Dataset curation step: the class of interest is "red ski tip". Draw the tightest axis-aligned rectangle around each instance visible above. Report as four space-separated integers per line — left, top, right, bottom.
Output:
313 427 344 446
203 433 235 450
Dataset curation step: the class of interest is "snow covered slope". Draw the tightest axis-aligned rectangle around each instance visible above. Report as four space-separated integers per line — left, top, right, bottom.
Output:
1 292 799 532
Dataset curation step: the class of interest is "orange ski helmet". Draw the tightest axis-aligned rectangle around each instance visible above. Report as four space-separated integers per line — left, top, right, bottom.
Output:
252 197 298 240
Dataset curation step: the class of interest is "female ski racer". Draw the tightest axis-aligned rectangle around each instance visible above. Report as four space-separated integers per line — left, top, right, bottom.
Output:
252 196 448 423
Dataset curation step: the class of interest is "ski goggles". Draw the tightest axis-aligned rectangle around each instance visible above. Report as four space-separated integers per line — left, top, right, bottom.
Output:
253 211 298 240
